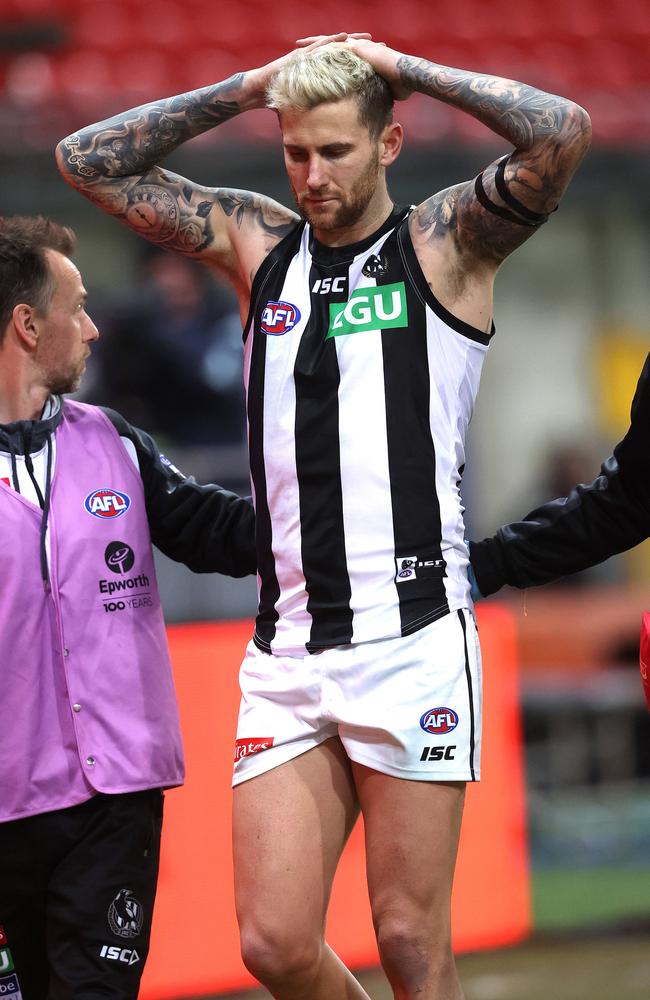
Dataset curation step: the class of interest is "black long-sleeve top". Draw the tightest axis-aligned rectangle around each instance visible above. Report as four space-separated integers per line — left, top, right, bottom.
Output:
102 408 256 576
471 352 650 597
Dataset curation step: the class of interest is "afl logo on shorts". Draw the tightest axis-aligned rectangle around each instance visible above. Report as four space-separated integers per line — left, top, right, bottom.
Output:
420 707 459 735
261 300 301 336
85 488 131 519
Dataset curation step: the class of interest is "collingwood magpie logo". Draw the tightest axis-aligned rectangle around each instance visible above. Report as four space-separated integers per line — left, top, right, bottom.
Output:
108 889 144 939
362 253 389 277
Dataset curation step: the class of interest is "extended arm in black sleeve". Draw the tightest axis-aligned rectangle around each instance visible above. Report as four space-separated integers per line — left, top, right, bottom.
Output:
471 352 650 597
102 407 256 576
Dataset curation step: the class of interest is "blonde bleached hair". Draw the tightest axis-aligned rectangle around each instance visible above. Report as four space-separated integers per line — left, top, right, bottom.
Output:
266 46 394 139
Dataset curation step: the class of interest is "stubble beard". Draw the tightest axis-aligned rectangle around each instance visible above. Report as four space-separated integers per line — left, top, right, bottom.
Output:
294 151 381 233
45 365 84 396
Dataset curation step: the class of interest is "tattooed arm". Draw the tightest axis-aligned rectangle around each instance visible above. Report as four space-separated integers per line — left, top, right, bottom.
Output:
343 39 591 267
55 66 299 293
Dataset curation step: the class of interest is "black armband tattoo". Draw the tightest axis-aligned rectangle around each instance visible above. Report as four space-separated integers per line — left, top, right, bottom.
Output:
474 173 538 227
494 156 552 224
474 156 556 228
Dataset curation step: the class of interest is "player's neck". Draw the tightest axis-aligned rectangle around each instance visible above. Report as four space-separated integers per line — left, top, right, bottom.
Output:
312 187 395 248
0 362 49 423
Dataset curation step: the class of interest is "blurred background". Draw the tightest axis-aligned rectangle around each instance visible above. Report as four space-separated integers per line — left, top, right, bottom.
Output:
1 0 650 996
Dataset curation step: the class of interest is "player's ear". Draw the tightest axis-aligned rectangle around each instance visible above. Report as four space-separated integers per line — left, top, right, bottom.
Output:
379 122 403 166
11 303 40 349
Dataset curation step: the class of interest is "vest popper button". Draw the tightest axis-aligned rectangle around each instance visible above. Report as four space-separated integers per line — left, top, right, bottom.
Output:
85 756 96 766
63 648 70 657
73 703 82 713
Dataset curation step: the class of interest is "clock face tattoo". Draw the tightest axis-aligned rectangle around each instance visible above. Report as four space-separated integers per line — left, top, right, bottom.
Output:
126 186 179 242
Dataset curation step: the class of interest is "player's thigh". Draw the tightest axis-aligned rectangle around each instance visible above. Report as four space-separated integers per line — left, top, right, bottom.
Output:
233 736 359 937
352 764 465 927
46 790 163 999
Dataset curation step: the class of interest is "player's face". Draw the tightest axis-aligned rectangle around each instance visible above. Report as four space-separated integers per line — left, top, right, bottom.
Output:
34 250 99 395
281 97 382 232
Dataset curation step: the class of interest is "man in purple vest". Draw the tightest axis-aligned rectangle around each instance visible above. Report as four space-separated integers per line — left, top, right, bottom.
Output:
0 215 255 999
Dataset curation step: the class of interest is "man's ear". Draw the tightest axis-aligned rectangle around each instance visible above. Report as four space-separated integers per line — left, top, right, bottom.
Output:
11 303 40 349
379 121 403 167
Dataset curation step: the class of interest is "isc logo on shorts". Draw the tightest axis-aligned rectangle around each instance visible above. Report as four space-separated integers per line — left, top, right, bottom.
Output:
420 707 459 735
420 745 457 762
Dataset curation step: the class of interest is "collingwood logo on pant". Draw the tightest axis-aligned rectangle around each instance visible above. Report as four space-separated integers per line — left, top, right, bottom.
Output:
107 889 144 939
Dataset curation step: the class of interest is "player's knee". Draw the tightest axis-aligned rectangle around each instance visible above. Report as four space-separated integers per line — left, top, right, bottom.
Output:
239 921 322 988
375 912 453 986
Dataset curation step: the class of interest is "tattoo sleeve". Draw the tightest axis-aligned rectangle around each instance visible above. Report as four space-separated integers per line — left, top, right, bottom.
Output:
56 74 298 262
397 57 589 155
58 74 246 181
57 165 295 260
398 56 591 261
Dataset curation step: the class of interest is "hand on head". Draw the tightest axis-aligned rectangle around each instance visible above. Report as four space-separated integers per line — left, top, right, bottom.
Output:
294 34 412 100
295 32 374 50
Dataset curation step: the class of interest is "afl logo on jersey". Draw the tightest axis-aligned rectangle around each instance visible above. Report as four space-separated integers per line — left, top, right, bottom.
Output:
261 300 301 336
420 708 459 735
84 488 131 519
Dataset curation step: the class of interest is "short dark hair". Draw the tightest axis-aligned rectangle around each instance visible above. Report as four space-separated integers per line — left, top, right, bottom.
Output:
356 73 394 141
0 216 76 343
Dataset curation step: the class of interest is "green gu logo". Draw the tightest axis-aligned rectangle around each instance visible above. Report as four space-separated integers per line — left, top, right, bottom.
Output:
327 282 408 338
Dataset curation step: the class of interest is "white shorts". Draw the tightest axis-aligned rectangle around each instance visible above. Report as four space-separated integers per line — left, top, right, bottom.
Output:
233 608 482 785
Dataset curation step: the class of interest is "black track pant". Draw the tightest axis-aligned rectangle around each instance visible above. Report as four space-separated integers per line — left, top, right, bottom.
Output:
0 790 163 999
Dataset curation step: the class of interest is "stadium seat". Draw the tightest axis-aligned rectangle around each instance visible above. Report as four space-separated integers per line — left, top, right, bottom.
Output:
1 0 649 144
4 51 54 106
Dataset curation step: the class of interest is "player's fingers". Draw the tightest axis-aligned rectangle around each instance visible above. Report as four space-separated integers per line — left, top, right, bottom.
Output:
295 33 348 46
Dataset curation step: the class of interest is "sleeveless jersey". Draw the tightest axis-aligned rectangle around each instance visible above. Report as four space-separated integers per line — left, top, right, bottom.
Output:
243 207 493 655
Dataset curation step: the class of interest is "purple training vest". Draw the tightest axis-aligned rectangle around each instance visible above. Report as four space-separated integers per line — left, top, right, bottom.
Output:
0 401 184 822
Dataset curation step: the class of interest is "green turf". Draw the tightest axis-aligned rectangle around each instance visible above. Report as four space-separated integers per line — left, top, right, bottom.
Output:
533 865 650 930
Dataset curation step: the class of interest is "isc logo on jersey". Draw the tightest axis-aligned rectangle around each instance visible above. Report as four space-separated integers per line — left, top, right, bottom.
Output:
85 488 131 519
261 300 301 336
420 708 459 735
327 281 408 339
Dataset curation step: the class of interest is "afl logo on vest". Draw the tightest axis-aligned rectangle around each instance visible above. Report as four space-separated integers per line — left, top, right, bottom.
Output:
85 488 131 519
261 300 301 336
420 707 459 735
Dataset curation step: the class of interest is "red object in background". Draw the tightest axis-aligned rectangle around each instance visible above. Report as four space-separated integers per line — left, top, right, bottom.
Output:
640 612 650 711
140 606 530 998
3 0 650 143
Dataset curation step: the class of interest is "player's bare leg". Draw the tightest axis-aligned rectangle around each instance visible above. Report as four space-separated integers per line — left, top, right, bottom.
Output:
352 763 466 1000
233 737 371 1000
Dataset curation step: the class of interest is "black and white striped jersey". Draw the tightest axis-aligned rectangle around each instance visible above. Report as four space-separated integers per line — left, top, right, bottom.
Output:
244 206 493 655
